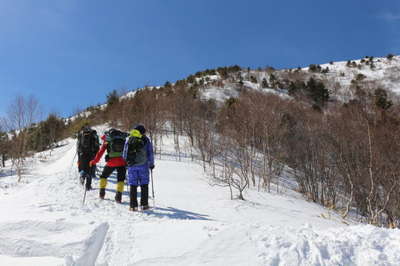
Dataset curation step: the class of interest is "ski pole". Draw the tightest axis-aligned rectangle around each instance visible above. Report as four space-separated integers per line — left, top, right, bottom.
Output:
150 169 155 207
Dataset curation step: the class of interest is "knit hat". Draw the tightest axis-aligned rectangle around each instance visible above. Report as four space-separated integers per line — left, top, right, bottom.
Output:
134 124 146 135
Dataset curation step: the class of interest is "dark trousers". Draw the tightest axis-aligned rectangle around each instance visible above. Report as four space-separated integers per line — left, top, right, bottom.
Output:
99 166 126 194
78 154 96 188
100 166 126 182
130 185 148 208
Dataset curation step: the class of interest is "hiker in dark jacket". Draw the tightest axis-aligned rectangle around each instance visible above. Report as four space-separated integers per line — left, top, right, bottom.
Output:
122 124 154 211
77 126 99 191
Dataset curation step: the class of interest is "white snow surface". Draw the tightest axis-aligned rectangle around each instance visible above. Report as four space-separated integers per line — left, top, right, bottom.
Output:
1 134 400 265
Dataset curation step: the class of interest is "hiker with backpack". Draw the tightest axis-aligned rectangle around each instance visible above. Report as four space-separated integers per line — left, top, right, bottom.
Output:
77 126 100 191
89 128 128 203
122 124 154 211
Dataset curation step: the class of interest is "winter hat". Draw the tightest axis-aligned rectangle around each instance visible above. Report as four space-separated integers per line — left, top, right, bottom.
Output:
134 124 146 135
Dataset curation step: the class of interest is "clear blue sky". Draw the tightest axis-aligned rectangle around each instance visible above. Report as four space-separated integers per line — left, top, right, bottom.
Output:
0 0 399 117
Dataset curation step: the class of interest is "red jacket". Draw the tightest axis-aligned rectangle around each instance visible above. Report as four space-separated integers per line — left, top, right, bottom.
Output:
91 136 126 167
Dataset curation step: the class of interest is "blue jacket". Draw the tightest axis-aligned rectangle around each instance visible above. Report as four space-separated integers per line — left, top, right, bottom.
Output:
122 135 154 186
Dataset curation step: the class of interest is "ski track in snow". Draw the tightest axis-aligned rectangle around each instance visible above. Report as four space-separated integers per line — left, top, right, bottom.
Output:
1 136 400 265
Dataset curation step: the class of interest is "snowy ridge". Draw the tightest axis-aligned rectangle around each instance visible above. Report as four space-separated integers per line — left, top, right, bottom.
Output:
198 55 400 103
63 55 400 124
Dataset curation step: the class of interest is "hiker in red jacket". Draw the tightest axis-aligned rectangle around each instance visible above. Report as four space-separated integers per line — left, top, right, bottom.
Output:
90 129 127 203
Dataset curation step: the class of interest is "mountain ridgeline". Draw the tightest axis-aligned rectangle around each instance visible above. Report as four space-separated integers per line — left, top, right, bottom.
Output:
1 55 400 228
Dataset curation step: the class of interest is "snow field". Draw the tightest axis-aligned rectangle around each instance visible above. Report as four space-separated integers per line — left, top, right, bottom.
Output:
0 135 400 265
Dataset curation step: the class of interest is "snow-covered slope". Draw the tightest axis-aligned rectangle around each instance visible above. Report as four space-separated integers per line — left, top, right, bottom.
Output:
1 135 400 265
61 55 400 125
198 56 400 103
303 56 400 100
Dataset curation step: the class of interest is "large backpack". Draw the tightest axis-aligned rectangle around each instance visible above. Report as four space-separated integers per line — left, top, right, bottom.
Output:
105 129 127 158
126 129 147 166
77 127 99 156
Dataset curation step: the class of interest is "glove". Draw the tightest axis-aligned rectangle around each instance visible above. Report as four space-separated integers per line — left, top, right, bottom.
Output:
89 160 96 167
149 164 155 170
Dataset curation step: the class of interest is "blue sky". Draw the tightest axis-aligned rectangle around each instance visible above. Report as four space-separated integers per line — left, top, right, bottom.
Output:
0 0 399 117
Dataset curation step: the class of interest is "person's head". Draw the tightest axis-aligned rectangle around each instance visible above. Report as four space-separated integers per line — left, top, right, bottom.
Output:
80 125 91 133
134 124 146 135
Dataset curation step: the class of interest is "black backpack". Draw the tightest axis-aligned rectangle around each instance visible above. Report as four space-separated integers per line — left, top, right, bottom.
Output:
105 129 127 158
126 136 146 165
78 128 99 156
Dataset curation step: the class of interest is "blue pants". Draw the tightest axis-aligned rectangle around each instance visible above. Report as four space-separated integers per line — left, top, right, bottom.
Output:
127 165 150 186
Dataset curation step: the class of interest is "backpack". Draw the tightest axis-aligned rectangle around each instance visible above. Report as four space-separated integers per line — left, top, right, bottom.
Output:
126 129 147 166
78 128 99 156
105 129 127 158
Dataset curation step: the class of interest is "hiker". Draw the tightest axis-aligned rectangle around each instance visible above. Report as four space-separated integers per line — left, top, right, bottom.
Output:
77 126 99 191
90 128 127 203
123 124 154 211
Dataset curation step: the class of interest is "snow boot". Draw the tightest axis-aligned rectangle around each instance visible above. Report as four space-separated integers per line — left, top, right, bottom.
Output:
115 192 122 203
129 207 138 212
85 176 92 191
99 188 105 199
142 205 150 211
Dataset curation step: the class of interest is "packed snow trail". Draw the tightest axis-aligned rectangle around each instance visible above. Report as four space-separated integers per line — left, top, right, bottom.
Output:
0 136 400 265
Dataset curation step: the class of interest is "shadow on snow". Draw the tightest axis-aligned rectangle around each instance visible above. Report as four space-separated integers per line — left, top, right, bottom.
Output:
147 206 212 221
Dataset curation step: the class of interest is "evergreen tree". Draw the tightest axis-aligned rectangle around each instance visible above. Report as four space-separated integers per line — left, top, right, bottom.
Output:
261 78 269 88
106 90 119 106
26 114 66 152
164 81 172 88
187 75 195 84
269 74 278 88
288 81 305 96
308 64 321 73
217 67 229 79
374 88 393 110
386 54 395 60
356 74 366 81
306 78 329 107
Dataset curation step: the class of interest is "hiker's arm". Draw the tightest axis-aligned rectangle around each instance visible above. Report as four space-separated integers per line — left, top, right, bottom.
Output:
91 142 107 165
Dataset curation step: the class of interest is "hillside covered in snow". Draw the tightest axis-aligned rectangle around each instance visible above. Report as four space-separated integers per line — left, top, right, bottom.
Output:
69 54 400 122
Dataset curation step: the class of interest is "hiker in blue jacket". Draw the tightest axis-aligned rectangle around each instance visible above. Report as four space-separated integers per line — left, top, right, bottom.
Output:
122 124 154 211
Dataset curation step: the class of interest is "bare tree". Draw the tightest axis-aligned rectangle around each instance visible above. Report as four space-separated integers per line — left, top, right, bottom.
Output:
0 119 8 168
5 95 40 181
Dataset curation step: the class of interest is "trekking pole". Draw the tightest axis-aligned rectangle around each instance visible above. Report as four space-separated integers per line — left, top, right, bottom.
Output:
70 151 78 182
70 151 77 171
126 167 129 192
82 184 87 205
150 169 155 207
